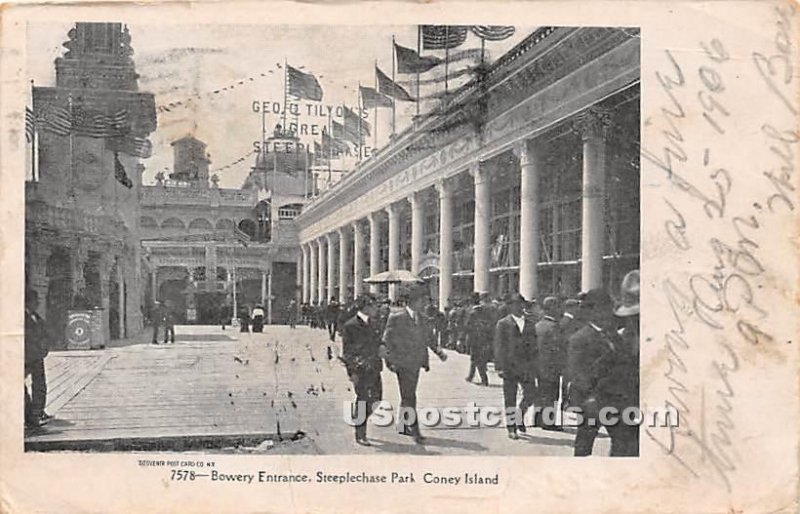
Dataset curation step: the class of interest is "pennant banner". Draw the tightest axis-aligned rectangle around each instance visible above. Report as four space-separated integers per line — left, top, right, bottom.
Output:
395 43 443 73
376 66 415 102
421 25 469 50
359 85 393 109
287 65 324 102
470 26 516 41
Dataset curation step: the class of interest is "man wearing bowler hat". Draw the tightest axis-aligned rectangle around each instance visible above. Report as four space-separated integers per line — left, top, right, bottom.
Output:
536 296 565 431
382 284 447 443
493 293 539 439
340 293 385 446
567 288 619 456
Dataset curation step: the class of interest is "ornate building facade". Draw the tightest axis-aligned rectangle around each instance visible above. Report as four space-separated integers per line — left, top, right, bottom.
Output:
296 27 640 307
26 22 157 345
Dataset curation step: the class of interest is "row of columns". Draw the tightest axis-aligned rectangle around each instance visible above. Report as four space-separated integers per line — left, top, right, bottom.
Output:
300 108 609 307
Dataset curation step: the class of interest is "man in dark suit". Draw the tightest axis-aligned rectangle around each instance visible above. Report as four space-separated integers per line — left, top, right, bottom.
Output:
163 300 176 343
341 293 384 446
493 293 538 439
567 289 618 456
535 296 565 431
382 284 447 443
326 297 341 341
25 290 51 431
464 292 496 386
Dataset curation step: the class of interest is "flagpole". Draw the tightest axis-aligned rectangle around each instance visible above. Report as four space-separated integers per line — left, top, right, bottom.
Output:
327 106 332 184
30 80 36 182
391 35 396 136
261 104 267 191
373 61 378 150
416 27 421 118
445 26 450 96
357 82 362 160
283 59 289 132
68 93 74 201
480 37 486 65
303 145 309 198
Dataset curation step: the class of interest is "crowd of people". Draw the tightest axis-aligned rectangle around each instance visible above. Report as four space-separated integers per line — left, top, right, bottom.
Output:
335 270 640 457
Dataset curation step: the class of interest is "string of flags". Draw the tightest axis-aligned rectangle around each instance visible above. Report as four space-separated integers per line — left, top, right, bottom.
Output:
211 149 257 173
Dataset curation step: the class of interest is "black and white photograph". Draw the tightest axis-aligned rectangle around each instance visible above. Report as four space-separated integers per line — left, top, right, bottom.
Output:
3 1 799 512
21 21 641 456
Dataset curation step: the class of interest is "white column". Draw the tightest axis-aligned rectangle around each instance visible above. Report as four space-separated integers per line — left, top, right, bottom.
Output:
368 212 380 294
261 270 267 305
471 163 491 293
338 227 349 303
267 271 273 324
437 178 454 310
575 108 609 292
151 268 158 302
309 242 318 304
301 244 309 303
409 191 425 275
517 140 542 301
317 237 326 303
386 203 400 301
353 221 364 297
326 233 335 303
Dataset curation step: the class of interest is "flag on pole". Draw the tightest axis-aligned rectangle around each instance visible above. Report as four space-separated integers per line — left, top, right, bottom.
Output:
359 85 392 109
343 105 370 138
332 119 364 146
470 25 516 41
113 152 133 188
395 43 442 73
71 107 129 138
108 135 153 159
35 104 72 136
421 25 468 49
321 127 349 156
376 66 415 102
25 107 35 143
287 65 323 101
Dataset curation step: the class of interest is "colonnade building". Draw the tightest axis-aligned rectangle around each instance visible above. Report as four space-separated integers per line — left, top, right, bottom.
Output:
296 27 640 308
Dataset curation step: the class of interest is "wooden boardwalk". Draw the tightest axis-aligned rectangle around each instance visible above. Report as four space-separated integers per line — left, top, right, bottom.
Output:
26 325 608 455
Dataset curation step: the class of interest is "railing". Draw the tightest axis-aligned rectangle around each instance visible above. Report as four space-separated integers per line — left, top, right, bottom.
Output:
140 185 256 206
26 199 127 236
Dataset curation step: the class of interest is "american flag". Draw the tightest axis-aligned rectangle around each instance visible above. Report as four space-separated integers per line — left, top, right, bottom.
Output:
35 104 72 136
470 26 516 41
108 135 152 159
72 107 129 138
25 107 35 143
421 25 469 50
287 65 323 102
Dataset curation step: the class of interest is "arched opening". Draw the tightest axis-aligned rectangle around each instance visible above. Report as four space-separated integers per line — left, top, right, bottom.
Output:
140 216 158 229
255 200 271 242
188 218 214 231
215 218 234 230
46 247 72 349
238 219 257 240
162 217 186 230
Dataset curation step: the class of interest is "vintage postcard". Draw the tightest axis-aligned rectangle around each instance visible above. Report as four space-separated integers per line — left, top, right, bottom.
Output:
0 1 797 512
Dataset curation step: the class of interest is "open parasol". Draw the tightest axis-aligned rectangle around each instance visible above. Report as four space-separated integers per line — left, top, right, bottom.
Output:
363 269 424 284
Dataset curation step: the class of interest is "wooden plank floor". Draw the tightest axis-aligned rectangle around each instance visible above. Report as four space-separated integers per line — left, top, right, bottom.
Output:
26 324 609 455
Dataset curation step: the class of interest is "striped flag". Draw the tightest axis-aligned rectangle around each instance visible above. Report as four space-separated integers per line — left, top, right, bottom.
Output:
35 104 72 136
72 107 129 138
359 85 392 109
25 107 35 143
107 135 152 159
376 66 414 102
421 25 468 50
287 65 323 102
395 43 443 73
470 26 516 41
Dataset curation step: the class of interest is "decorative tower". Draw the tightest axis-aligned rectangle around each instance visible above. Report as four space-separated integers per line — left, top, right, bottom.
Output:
170 136 211 187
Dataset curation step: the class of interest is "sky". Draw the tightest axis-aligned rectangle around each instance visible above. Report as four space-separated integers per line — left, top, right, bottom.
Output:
27 22 531 188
